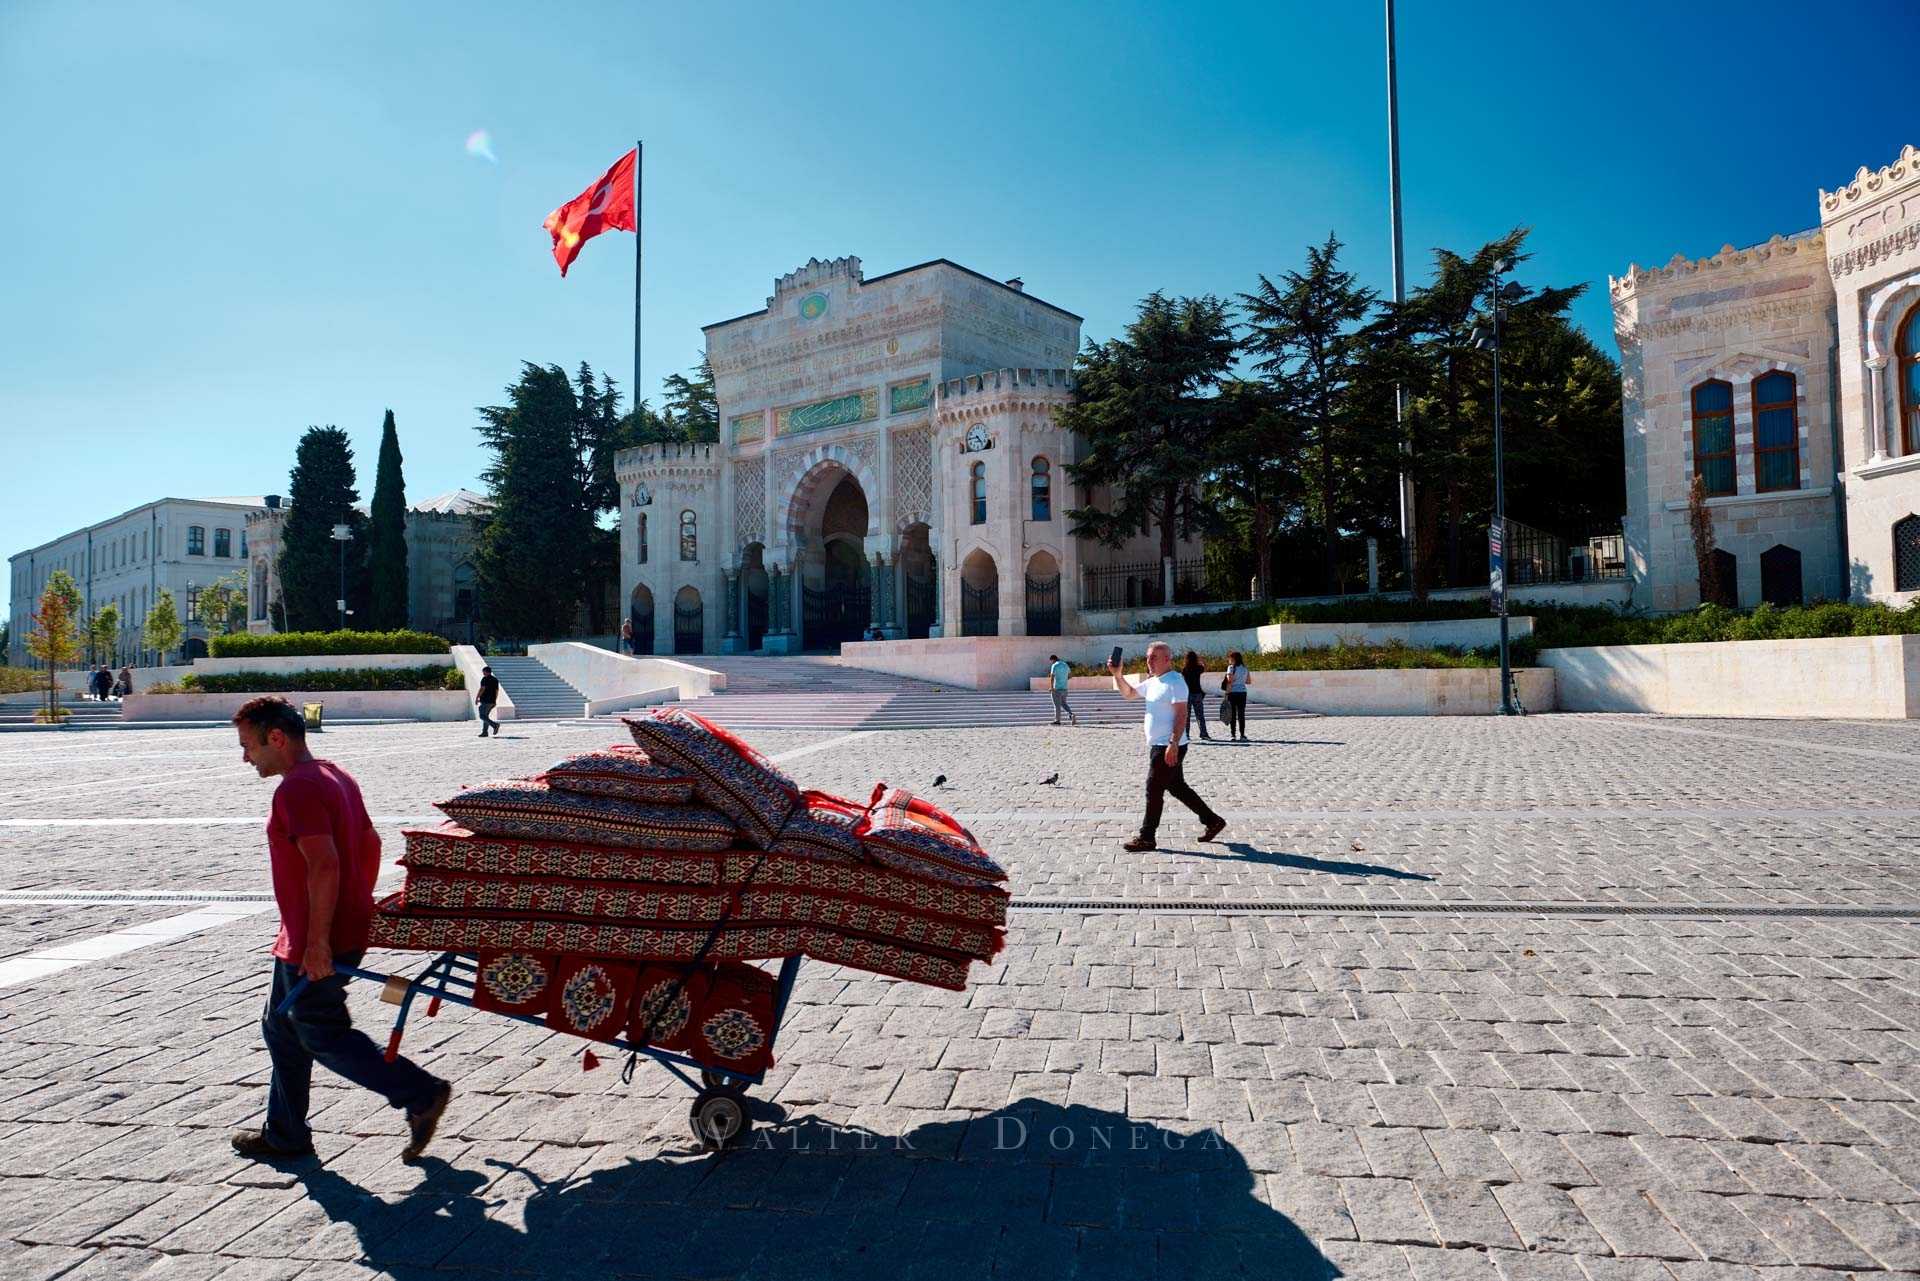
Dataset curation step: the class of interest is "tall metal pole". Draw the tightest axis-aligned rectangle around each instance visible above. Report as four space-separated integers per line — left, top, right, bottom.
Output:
1386 0 1414 585
337 538 346 632
634 140 644 424
1491 268 1513 715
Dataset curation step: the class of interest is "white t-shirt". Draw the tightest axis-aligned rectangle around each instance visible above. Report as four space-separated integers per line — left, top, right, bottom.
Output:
1139 671 1190 747
1226 663 1248 693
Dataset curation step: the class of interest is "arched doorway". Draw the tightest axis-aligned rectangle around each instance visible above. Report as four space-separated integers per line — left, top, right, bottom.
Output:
629 583 654 654
1760 545 1802 607
799 471 872 650
741 544 769 651
900 523 935 639
1025 550 1061 636
961 550 999 637
1707 549 1738 608
673 586 703 655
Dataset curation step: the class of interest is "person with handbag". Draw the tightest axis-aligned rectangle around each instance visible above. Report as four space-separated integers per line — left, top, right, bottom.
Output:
1221 650 1251 741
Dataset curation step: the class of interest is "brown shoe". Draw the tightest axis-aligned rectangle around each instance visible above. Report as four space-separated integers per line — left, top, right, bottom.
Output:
231 1129 315 1161
1199 818 1227 843
1122 836 1156 852
401 1081 452 1162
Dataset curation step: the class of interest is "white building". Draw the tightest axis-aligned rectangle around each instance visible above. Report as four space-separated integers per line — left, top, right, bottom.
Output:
1614 143 1920 609
8 496 266 666
615 256 1186 655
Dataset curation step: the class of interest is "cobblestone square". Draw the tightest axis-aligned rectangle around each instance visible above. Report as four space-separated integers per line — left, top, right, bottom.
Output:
5 707 1920 1278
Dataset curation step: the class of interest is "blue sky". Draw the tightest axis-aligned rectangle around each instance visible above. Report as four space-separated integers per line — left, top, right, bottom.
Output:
3 0 1914 620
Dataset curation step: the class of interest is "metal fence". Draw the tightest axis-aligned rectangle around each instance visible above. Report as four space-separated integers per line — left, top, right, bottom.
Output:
1505 520 1626 585
1081 558 1214 612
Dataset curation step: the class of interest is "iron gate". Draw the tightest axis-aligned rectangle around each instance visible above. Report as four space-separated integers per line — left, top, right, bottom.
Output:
802 583 870 650
903 570 935 639
746 586 768 650
673 599 703 655
1024 573 1061 636
960 582 998 637
630 608 654 654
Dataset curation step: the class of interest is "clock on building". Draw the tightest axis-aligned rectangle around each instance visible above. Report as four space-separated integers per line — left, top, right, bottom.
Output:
632 483 652 507
963 425 991 453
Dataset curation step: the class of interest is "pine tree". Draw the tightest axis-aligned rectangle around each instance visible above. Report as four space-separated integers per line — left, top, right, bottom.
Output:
476 364 592 639
278 426 369 631
660 352 719 443
367 409 411 630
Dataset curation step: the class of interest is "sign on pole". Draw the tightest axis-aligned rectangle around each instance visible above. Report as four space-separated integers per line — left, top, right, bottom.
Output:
1488 519 1506 615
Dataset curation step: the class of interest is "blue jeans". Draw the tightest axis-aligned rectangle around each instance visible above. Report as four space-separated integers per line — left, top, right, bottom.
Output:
261 951 440 1149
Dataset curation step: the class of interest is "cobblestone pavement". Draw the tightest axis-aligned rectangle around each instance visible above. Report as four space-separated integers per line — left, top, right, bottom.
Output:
3 711 1920 1278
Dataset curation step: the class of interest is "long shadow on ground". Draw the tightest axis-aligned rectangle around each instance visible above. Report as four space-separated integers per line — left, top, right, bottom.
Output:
293 1100 1338 1279
1168 841 1436 881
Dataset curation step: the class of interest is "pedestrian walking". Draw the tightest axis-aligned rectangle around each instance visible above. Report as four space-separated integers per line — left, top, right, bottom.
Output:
114 665 133 699
228 696 451 1162
1109 642 1226 852
1181 650 1212 741
1221 650 1251 741
1047 653 1077 726
620 617 635 654
90 665 112 701
475 665 500 738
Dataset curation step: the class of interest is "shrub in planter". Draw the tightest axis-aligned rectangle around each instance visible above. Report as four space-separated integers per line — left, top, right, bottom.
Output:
179 665 458 693
208 630 450 658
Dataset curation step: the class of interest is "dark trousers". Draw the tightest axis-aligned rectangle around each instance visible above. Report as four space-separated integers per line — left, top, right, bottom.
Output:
261 952 439 1149
1140 745 1221 843
1189 691 1210 738
476 701 498 735
1223 691 1248 737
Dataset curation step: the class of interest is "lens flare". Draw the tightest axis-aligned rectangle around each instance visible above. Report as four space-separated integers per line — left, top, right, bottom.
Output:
465 130 497 163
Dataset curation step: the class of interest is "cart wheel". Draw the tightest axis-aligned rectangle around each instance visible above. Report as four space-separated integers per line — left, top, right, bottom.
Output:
700 1069 748 1095
689 1090 750 1150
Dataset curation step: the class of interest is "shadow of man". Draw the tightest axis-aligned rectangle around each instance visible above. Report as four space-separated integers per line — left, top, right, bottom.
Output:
1178 841 1436 881
297 1098 1338 1279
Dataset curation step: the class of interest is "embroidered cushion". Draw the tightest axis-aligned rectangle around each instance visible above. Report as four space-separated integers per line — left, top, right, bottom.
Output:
435 780 735 850
861 784 1006 882
629 964 710 1051
625 709 798 849
545 955 638 1041
688 961 776 1076
473 949 555 1014
543 747 696 806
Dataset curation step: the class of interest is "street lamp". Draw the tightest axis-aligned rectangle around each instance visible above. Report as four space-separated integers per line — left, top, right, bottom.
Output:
1469 258 1522 715
330 524 352 632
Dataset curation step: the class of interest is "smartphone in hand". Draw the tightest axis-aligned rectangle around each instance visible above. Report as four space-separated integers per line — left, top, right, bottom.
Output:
1108 645 1124 669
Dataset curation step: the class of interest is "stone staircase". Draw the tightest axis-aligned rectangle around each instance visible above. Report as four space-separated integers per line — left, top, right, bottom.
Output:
0 698 127 729
484 655 591 721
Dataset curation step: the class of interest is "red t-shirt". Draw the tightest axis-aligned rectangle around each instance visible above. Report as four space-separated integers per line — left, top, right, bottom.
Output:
266 758 380 962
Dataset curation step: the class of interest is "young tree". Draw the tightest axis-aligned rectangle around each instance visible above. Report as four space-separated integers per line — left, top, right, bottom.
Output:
86 603 120 665
1241 235 1379 593
144 589 184 663
659 352 719 443
1688 473 1722 606
476 363 593 639
0 620 11 663
366 409 411 630
1062 293 1238 584
278 426 369 631
199 571 248 637
27 570 82 720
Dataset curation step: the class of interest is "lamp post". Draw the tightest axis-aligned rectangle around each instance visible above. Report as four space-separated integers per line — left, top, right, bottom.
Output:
1469 259 1524 715
330 524 352 631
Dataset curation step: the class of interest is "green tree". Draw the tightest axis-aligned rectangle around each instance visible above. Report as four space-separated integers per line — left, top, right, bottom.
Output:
199 571 248 637
278 426 369 630
27 570 82 720
366 409 411 630
659 352 719 443
144 589 184 663
1201 379 1304 600
1688 473 1723 606
476 363 593 639
1240 235 1379 593
0 620 11 663
85 603 120 665
1062 293 1238 574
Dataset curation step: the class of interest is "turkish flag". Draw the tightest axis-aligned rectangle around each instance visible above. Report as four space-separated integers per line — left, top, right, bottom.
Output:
542 149 636 277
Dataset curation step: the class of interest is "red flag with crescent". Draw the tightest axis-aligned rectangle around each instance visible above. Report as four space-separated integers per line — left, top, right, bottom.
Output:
542 149 637 277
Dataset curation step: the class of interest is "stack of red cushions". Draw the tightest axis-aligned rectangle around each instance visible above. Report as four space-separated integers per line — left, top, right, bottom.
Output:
368 708 1008 1073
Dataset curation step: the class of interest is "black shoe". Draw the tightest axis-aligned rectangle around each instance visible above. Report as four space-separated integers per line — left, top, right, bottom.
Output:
402 1081 452 1161
231 1129 315 1161
1122 836 1157 852
1199 818 1227 843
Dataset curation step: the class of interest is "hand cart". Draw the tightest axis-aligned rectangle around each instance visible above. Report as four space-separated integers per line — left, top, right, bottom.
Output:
279 950 804 1150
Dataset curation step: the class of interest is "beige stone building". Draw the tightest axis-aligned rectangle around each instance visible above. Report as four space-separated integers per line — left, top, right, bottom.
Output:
616 256 1183 655
1614 144 1920 610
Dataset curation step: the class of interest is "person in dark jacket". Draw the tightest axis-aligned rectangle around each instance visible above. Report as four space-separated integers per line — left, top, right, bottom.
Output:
90 666 113 701
1180 651 1212 741
475 666 500 737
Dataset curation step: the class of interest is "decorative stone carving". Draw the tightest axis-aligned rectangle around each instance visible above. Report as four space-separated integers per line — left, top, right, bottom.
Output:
1609 232 1826 299
1819 145 1920 215
891 425 933 528
731 456 766 547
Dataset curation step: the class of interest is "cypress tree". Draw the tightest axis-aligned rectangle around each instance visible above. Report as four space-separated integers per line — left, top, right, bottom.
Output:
476 364 590 639
278 426 369 631
367 409 411 630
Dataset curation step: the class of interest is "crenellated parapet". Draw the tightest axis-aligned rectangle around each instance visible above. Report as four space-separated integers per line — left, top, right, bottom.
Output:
1819 144 1920 217
768 256 863 308
934 368 1074 423
1609 230 1825 301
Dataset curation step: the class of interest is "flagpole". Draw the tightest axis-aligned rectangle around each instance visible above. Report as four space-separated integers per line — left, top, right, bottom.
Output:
645 141 652 426
634 140 643 425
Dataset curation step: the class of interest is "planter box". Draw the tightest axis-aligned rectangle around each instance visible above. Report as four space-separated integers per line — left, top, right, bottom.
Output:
121 690 474 723
1542 634 1920 718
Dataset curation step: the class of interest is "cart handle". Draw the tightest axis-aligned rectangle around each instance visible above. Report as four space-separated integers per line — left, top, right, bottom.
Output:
273 962 387 1018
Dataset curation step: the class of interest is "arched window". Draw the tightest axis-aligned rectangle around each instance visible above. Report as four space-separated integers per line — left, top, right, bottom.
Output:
637 513 648 564
679 510 697 562
1030 456 1051 521
970 463 987 525
213 528 232 558
1899 301 1920 457
187 525 206 556
1896 514 1920 593
1752 371 1799 492
1692 381 1735 496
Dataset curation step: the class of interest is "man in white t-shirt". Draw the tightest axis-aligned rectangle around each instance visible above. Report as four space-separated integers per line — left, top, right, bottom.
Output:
1109 641 1226 852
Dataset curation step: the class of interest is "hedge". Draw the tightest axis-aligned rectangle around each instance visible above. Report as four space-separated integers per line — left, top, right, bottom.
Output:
174 665 462 693
0 668 44 694
208 629 451 658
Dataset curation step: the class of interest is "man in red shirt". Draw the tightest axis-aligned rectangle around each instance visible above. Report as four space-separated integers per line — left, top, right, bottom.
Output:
228 697 451 1161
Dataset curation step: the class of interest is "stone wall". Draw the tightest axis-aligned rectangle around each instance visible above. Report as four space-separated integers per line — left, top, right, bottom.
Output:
1543 633 1920 718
